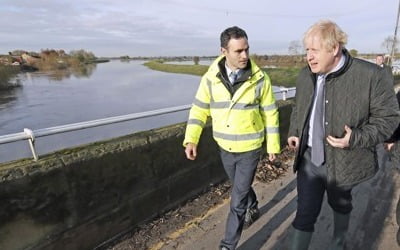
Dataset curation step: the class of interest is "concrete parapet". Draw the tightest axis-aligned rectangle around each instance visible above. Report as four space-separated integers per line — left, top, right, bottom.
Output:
0 101 293 250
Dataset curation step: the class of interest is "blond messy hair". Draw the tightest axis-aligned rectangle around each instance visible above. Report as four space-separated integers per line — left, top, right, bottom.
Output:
303 20 348 51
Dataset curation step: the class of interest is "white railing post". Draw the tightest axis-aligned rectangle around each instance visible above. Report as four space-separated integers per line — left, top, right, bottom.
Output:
24 128 38 161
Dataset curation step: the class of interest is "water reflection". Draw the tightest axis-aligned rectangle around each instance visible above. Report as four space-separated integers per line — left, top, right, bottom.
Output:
0 87 22 109
39 63 97 81
0 66 21 89
0 66 22 108
119 58 131 63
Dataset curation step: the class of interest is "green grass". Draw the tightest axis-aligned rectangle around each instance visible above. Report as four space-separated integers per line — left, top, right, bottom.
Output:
263 68 300 87
144 60 301 87
143 61 208 76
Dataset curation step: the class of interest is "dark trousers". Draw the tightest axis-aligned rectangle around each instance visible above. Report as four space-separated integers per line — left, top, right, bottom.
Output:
293 147 353 232
219 147 261 249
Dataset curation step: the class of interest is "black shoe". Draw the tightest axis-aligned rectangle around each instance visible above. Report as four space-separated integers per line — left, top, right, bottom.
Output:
220 246 230 250
243 207 260 229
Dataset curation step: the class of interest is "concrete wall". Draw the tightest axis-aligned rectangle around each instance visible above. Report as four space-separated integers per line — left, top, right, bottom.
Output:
0 100 293 250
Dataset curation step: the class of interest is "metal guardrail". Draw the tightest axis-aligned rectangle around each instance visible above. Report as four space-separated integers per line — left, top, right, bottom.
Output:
278 87 296 101
0 87 296 161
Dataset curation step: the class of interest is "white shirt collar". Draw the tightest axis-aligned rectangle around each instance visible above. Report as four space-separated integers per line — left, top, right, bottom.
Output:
327 52 345 76
225 63 241 77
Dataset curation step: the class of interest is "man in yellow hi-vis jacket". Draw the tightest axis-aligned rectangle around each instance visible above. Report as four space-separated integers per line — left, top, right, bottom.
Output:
183 26 280 250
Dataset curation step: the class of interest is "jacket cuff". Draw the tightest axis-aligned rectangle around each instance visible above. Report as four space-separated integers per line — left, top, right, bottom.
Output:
348 127 359 149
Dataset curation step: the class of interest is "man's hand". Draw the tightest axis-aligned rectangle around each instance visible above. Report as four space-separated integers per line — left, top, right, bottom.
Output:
384 142 395 151
327 125 352 148
288 136 299 151
268 153 276 162
185 142 198 160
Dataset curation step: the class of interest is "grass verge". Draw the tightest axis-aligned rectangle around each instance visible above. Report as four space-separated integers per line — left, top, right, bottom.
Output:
143 60 300 87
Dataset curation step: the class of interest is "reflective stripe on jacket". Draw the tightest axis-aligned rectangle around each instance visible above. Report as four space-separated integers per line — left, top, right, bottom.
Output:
183 56 280 153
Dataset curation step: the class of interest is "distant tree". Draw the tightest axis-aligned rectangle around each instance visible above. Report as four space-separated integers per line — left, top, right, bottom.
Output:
193 56 200 65
349 49 358 57
381 36 398 55
69 49 96 63
288 40 302 55
9 50 26 56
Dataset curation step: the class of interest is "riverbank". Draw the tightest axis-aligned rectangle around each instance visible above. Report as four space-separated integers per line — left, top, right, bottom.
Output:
144 59 400 87
0 49 107 73
143 60 208 76
144 60 300 87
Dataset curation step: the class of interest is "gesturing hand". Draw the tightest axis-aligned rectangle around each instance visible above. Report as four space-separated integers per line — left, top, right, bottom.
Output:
384 142 395 151
327 125 352 149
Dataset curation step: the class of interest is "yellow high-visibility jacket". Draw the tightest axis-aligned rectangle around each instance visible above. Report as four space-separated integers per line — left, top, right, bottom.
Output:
183 56 280 154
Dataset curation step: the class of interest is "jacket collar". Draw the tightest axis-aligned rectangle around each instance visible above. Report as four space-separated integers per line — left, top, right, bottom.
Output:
326 49 352 79
308 49 353 81
216 57 253 83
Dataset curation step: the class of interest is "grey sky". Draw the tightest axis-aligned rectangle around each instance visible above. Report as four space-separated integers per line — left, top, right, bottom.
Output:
0 0 397 57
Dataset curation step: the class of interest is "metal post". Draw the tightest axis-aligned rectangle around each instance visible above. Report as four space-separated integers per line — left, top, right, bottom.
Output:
390 0 400 65
280 87 288 100
24 128 38 161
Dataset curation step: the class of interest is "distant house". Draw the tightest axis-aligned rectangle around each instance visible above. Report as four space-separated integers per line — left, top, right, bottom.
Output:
21 53 40 65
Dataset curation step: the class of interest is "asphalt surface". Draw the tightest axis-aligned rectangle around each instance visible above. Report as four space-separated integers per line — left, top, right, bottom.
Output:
151 145 400 250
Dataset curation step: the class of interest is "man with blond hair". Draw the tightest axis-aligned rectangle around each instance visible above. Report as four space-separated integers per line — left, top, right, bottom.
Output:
288 20 399 249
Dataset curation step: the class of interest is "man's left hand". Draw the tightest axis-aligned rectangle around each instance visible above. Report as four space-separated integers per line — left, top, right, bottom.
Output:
384 142 395 151
268 153 276 162
327 125 352 148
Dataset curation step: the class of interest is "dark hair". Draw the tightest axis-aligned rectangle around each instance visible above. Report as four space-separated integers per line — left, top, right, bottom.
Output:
220 26 248 49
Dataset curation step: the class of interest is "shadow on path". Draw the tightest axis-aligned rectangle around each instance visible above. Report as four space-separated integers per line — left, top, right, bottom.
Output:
240 147 400 250
238 179 297 250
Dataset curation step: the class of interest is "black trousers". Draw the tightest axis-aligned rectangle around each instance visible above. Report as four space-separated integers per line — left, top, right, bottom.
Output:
293 147 353 232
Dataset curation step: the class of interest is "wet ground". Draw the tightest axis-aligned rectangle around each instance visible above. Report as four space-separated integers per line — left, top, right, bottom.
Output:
100 146 400 250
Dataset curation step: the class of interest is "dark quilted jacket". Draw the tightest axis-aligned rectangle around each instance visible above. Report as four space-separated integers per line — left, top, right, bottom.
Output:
289 50 400 186
386 91 400 142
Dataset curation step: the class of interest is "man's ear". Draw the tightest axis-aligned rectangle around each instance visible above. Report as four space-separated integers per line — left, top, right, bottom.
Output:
333 44 340 57
221 47 227 55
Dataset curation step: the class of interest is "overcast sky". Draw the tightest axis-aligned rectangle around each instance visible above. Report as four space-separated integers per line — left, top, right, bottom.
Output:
0 0 398 57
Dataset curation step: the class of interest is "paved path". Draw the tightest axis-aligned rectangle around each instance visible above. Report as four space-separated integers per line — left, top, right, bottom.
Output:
153 146 400 250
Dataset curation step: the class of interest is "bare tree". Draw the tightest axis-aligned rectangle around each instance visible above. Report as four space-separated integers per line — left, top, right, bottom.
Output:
193 56 200 65
288 40 302 55
381 36 398 55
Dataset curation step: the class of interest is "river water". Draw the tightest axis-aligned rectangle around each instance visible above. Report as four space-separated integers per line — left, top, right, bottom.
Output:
0 60 288 163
